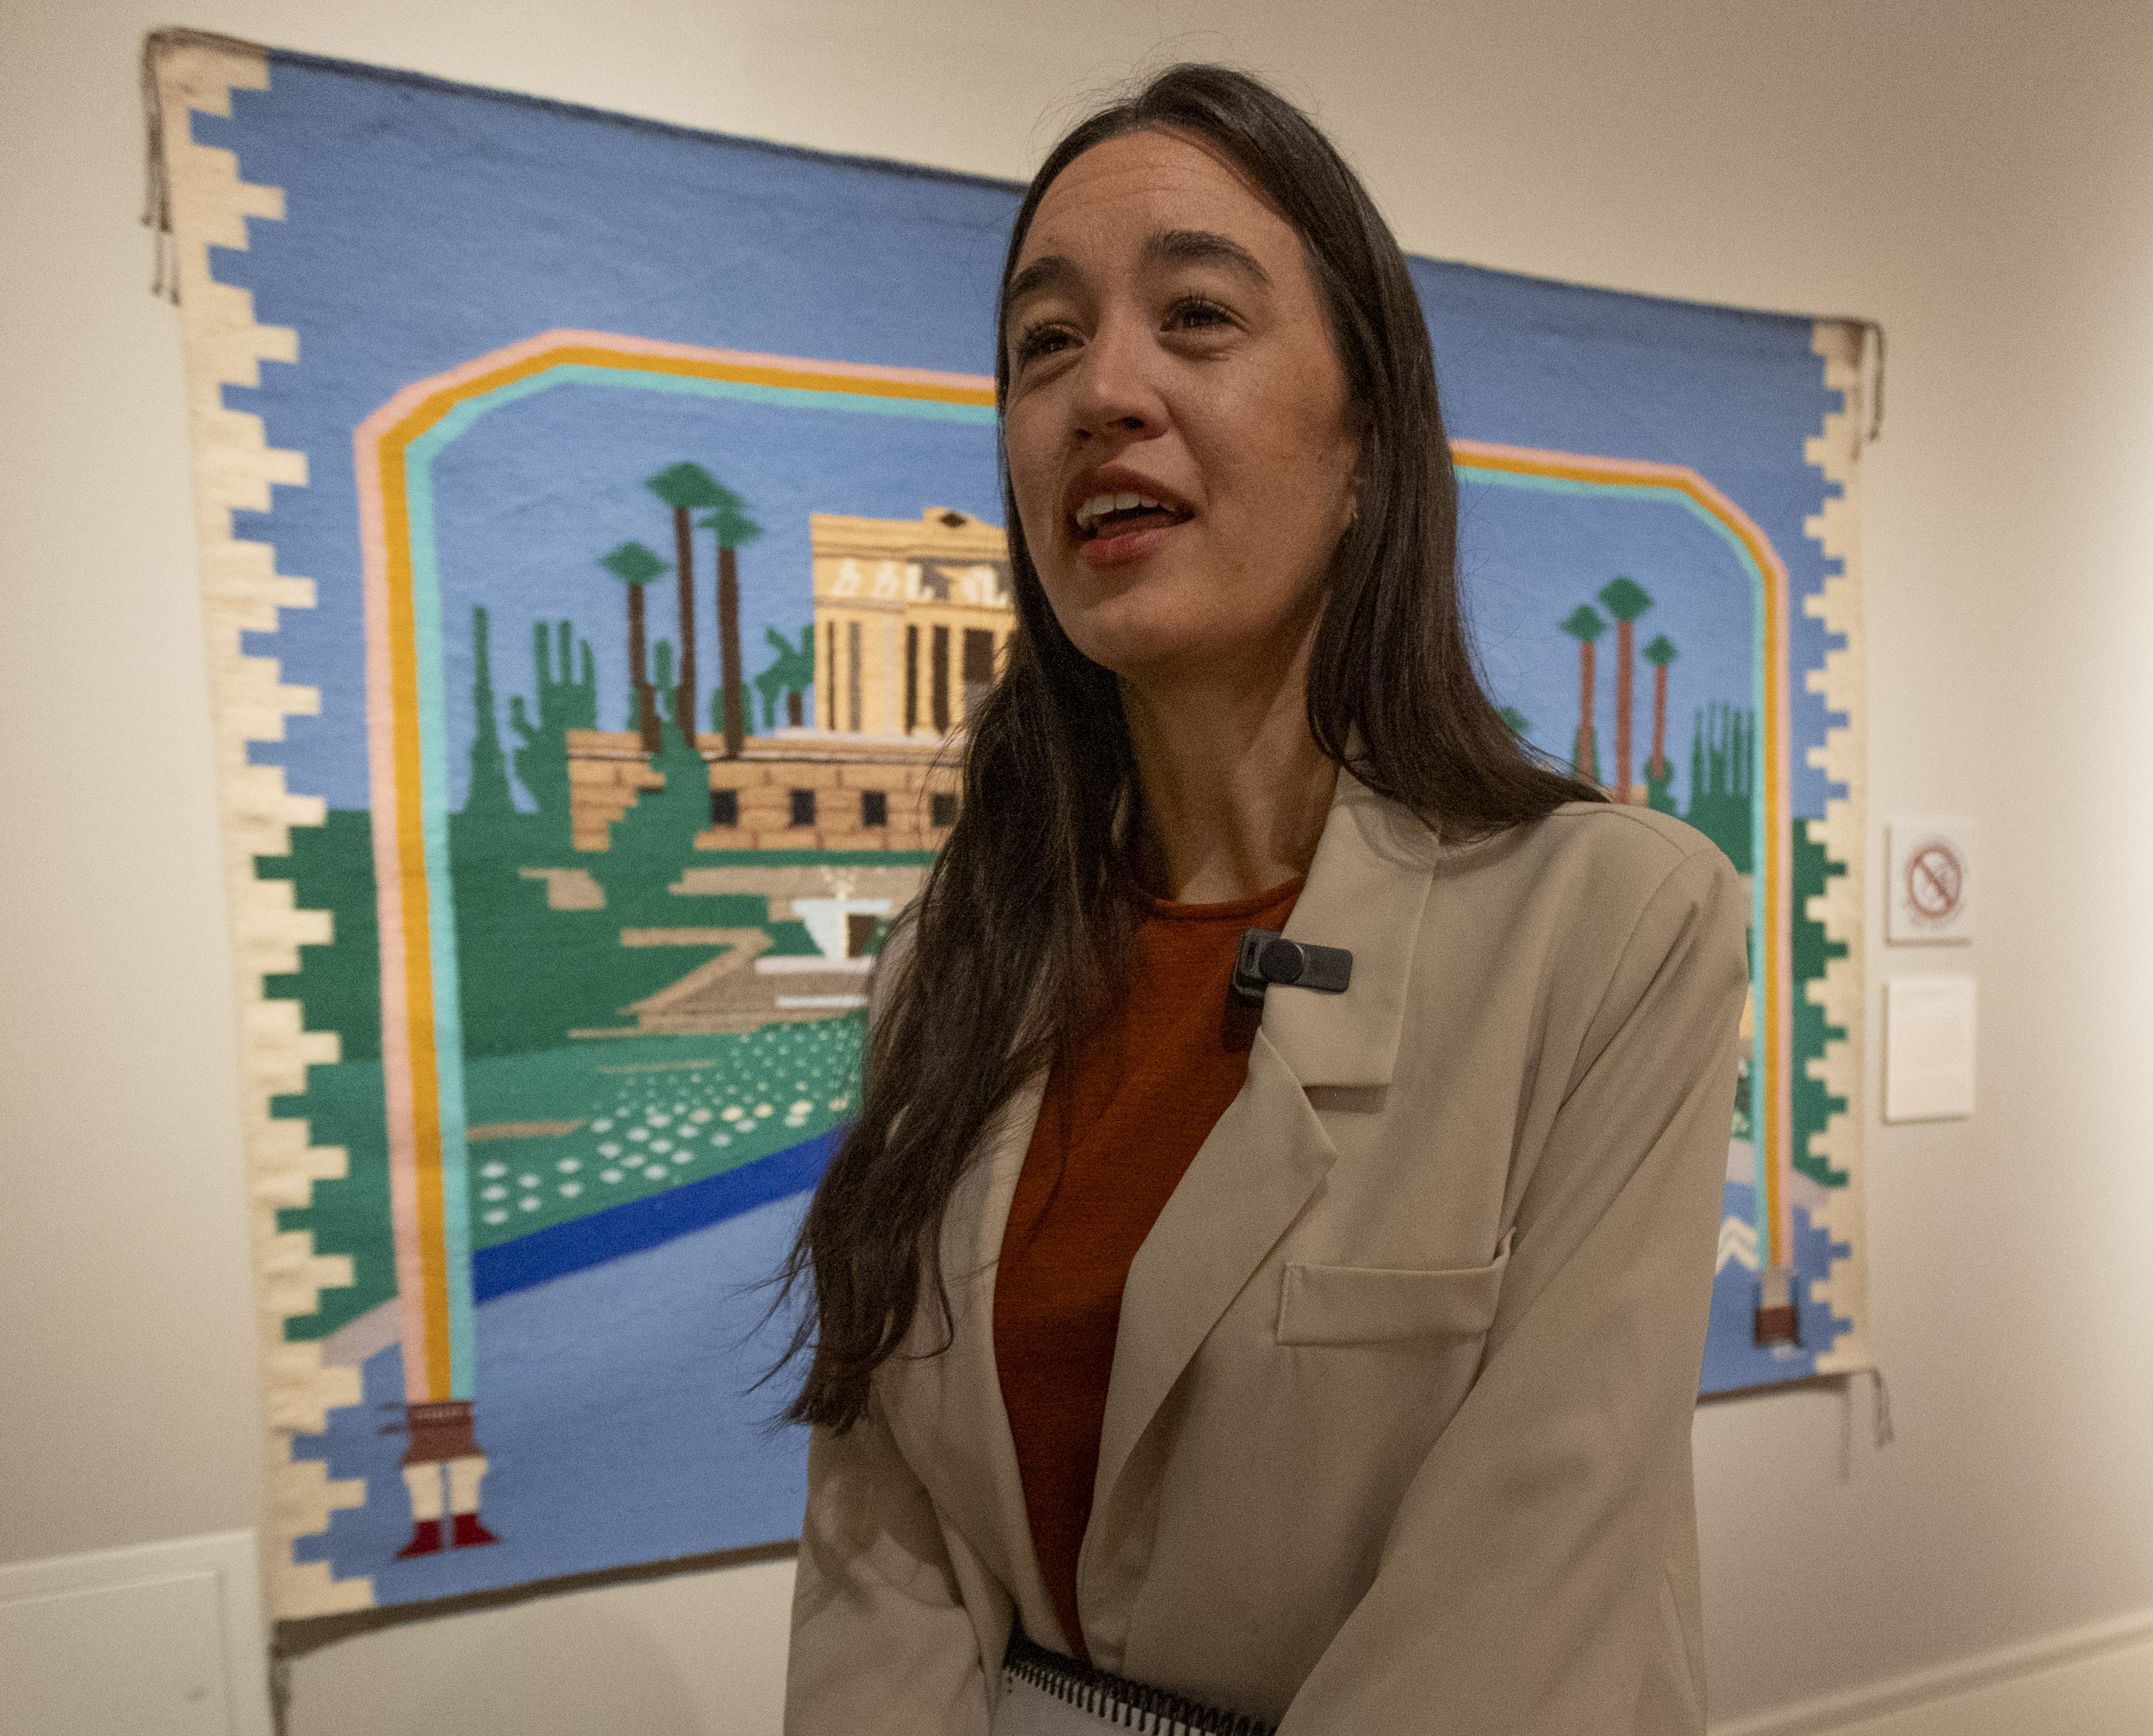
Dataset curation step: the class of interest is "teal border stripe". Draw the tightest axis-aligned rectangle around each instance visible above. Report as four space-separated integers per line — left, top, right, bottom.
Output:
398 361 997 1397
1455 464 1776 1242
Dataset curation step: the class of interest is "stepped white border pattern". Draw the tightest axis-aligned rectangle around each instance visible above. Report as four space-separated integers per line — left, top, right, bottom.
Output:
1801 322 1872 1376
156 37 374 1620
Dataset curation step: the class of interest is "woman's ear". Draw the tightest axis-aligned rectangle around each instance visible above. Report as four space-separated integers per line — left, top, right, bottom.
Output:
1342 418 1370 532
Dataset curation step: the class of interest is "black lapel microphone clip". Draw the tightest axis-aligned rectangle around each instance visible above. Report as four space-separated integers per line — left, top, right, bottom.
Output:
1231 929 1354 1007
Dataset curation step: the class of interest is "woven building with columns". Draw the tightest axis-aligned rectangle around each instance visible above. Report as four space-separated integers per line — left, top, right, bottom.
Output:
809 506 1013 740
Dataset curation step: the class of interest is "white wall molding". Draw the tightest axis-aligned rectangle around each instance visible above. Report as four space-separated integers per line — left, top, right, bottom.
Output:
0 1531 273 1736
1713 1606 2153 1735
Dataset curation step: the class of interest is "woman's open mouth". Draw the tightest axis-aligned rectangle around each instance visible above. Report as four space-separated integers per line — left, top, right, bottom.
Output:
1071 491 1194 563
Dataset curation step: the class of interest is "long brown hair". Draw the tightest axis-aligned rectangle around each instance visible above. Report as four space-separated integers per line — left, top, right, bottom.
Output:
779 63 1597 1431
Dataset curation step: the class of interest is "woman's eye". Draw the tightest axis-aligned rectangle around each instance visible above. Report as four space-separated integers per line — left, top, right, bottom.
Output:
1167 296 1234 332
1013 324 1077 365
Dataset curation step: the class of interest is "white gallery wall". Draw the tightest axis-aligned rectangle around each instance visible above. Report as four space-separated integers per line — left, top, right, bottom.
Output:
4 2 2152 1732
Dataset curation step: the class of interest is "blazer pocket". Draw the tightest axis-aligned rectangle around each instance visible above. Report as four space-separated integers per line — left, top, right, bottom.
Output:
1275 1243 1509 1347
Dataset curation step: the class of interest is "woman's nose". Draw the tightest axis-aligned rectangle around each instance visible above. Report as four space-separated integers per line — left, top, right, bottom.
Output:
1071 317 1165 443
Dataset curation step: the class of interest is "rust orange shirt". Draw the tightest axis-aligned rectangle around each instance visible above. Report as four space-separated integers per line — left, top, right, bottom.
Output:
993 876 1303 1662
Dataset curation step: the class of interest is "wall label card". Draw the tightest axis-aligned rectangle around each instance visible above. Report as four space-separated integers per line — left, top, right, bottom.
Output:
1884 976 1978 1122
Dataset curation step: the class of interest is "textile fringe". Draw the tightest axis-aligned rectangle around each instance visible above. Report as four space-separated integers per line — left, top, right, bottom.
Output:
1807 315 1885 445
1003 1625 1275 1735
1859 319 1886 442
1868 1364 1896 1450
139 27 267 303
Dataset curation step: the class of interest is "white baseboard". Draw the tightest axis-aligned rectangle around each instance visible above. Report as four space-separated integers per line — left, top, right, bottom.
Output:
1713 1605 2153 1736
0 1530 272 1736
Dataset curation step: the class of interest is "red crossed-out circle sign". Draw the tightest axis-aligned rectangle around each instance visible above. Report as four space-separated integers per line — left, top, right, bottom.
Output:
1905 840 1964 920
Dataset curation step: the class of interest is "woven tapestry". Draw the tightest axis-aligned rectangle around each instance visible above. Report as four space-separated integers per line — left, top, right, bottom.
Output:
148 32 1872 1635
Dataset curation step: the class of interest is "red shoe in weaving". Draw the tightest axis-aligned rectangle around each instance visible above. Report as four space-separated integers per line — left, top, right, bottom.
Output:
452 1513 500 1548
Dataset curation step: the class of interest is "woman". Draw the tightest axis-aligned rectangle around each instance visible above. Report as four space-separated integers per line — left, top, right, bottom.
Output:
781 64 1745 1735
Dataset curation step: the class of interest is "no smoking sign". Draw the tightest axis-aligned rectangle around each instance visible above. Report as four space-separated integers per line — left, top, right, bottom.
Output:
1907 842 1964 919
1888 819 1976 943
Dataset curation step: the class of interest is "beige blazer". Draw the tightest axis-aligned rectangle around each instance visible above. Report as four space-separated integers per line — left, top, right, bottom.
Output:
786 774 1748 1735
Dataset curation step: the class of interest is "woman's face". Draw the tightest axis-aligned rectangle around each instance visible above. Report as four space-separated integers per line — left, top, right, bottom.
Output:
1002 128 1360 688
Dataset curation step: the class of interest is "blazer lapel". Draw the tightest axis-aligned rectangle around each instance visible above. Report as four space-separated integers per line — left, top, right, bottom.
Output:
1262 766 1440 1089
1081 1028 1334 1667
1079 771 1440 1666
882 1075 1071 1650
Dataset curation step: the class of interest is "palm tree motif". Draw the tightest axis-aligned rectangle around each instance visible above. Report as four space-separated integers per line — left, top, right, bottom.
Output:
599 540 668 754
1641 634 1678 781
697 489 766 761
1596 577 1654 802
1559 604 1608 785
644 463 728 751
1498 705 1532 738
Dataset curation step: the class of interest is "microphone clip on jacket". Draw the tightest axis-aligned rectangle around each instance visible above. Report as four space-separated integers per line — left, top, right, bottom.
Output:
1231 929 1354 1007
